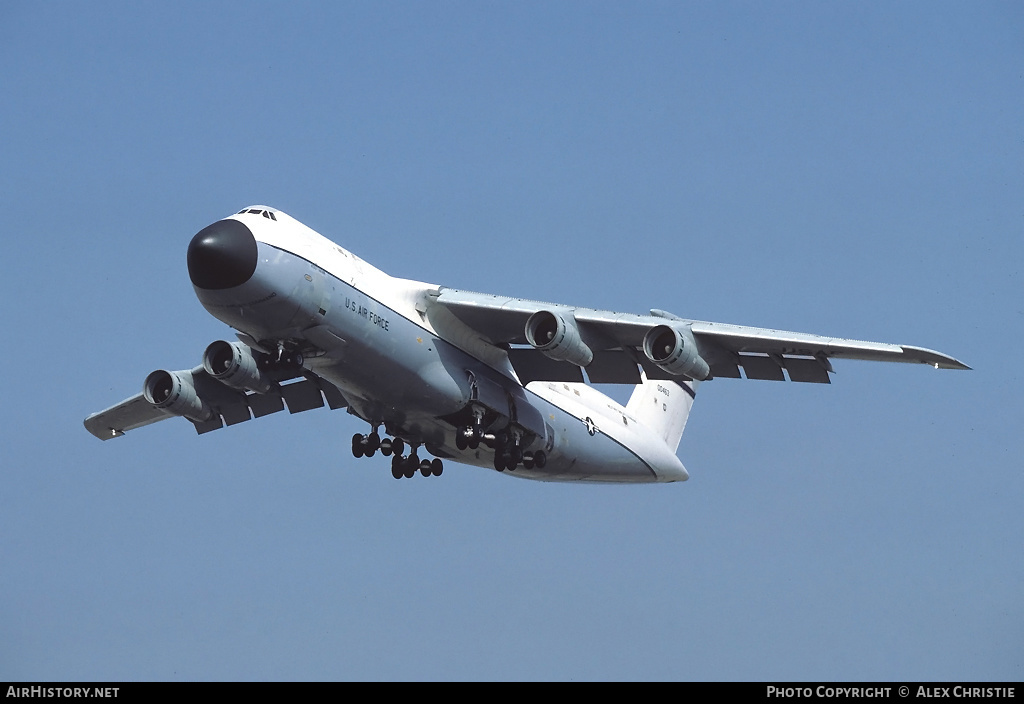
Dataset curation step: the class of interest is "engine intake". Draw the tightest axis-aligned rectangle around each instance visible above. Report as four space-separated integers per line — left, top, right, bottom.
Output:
642 324 710 380
203 340 273 394
525 310 594 368
143 370 214 422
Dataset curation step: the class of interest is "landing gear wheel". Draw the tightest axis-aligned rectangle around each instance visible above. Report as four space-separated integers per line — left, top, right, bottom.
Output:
380 438 393 457
493 453 506 472
366 432 381 454
533 450 547 469
391 438 405 457
404 452 419 479
431 459 443 477
352 433 365 458
391 454 403 479
419 459 433 477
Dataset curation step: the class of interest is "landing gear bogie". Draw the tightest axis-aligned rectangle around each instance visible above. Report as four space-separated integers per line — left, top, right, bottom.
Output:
361 432 442 479
456 424 483 451
352 431 381 458
493 447 546 473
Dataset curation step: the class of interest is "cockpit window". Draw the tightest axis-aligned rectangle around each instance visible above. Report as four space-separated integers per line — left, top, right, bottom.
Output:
236 207 277 221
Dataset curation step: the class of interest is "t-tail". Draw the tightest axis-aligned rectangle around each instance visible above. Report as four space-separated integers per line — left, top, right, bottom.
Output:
625 378 699 454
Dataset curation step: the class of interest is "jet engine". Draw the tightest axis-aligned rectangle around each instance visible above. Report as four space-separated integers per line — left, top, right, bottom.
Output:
525 310 594 367
143 370 214 422
642 324 711 380
202 340 274 394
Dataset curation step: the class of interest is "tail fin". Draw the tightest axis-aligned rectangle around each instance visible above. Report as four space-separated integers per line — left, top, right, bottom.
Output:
625 378 699 453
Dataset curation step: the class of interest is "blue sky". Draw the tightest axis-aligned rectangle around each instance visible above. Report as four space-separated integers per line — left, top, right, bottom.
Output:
1 1 1021 681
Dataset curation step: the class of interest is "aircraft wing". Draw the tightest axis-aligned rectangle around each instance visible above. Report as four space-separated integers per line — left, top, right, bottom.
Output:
428 288 970 385
84 394 174 439
84 365 348 440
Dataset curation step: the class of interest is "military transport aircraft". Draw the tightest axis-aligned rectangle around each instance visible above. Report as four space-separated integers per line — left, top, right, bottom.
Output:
85 206 969 482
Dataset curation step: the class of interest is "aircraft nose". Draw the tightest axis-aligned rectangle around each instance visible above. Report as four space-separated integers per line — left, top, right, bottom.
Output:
187 219 258 289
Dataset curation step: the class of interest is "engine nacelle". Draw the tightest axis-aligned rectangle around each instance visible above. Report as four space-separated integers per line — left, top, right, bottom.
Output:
143 370 214 422
525 310 594 367
642 324 711 380
202 340 274 394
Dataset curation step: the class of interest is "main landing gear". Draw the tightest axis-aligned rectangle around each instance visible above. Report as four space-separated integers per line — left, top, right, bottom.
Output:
493 447 547 472
454 423 547 473
351 428 443 479
454 407 486 451
390 451 443 479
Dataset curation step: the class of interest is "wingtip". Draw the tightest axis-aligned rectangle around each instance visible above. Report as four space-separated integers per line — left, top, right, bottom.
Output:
900 345 971 371
83 415 124 440
930 354 971 371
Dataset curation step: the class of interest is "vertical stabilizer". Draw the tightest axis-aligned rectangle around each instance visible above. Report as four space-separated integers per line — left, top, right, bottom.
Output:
625 378 699 453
